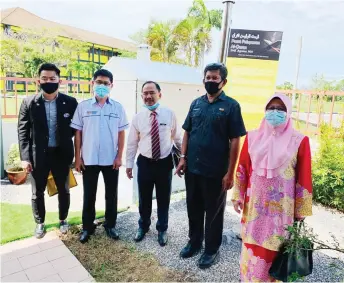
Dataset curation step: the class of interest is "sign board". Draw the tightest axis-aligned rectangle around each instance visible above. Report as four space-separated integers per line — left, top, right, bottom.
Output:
226 29 283 130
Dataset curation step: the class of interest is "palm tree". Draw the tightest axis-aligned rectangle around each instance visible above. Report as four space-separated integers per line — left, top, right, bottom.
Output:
147 20 180 63
176 0 222 68
174 17 211 67
130 20 181 64
188 0 222 30
129 0 222 67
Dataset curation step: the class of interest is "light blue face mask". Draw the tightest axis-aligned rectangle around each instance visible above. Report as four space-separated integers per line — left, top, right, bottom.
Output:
94 85 110 98
265 110 287 127
144 102 160 111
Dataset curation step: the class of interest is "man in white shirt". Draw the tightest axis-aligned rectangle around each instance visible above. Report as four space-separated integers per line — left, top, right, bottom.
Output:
126 81 182 246
71 69 129 243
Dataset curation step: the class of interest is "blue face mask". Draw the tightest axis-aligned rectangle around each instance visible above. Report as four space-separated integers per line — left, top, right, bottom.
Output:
144 102 160 111
94 85 110 98
265 110 287 127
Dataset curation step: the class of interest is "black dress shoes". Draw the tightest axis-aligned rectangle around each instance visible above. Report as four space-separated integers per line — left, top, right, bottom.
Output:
79 230 93 243
180 243 202 258
35 224 45 239
198 251 219 269
158 231 168 246
105 227 119 240
134 228 147 242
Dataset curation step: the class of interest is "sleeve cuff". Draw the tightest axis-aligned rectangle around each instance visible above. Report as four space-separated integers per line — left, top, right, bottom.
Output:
119 123 129 131
182 124 190 132
70 122 82 131
229 131 247 139
126 160 134 168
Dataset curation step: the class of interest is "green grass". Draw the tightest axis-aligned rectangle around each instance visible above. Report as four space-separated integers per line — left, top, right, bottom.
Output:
1 97 24 117
0 202 105 245
292 118 319 137
293 97 344 113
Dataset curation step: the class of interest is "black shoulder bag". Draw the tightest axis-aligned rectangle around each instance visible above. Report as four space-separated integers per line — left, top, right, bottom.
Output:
171 145 181 169
269 220 314 282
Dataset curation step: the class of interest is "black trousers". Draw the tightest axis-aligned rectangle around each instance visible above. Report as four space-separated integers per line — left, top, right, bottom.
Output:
185 171 227 255
82 165 119 231
137 154 173 232
31 147 70 224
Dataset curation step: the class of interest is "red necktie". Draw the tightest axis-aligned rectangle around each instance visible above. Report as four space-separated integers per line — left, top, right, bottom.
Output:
151 111 161 160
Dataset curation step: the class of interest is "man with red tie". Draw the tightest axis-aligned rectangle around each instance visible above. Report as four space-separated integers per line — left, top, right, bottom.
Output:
126 81 182 246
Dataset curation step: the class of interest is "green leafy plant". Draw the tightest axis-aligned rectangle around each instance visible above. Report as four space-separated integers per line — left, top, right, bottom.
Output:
282 223 313 254
287 272 304 282
312 122 344 211
281 222 344 282
6 143 22 172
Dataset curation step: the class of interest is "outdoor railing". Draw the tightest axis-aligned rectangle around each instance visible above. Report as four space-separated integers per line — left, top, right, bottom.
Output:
1 77 344 136
0 77 92 119
279 89 344 135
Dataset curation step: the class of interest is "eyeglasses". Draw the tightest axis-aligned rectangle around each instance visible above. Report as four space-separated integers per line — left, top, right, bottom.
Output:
266 107 287 112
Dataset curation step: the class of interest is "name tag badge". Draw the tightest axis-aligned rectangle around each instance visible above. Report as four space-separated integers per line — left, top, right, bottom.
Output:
63 113 70 118
86 111 98 115
219 108 224 111
160 123 167 126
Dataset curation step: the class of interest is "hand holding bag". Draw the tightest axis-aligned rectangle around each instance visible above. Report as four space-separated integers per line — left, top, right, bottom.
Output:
47 168 78 197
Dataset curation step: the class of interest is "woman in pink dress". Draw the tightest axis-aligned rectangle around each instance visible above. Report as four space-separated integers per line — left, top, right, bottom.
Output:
232 93 313 282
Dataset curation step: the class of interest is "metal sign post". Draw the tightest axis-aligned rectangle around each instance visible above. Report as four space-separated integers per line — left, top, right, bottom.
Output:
0 106 5 179
293 36 303 106
218 0 235 63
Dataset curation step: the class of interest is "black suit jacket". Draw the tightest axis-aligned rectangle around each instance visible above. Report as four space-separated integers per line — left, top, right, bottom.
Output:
18 93 78 169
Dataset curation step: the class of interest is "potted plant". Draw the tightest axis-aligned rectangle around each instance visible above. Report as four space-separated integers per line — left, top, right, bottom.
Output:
5 143 27 185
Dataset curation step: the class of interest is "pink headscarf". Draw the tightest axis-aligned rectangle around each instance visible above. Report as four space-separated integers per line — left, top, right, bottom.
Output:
248 93 304 179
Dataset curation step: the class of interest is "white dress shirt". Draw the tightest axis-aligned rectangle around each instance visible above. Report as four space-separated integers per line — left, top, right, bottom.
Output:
126 106 182 168
71 97 129 166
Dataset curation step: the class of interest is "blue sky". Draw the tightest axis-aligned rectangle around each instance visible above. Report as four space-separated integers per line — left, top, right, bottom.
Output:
1 0 344 87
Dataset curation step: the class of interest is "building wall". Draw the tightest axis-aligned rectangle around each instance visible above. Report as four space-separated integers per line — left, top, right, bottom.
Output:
1 24 132 93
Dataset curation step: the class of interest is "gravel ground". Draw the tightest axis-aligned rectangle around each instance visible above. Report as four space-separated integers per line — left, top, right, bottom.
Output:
115 199 344 282
305 204 344 255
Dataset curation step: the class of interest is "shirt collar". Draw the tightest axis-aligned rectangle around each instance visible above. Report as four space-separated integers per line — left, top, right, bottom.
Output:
218 91 226 100
202 91 226 103
143 105 161 115
92 97 112 105
42 93 58 102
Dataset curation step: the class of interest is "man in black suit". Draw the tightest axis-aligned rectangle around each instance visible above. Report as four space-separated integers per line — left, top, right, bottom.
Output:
18 63 78 238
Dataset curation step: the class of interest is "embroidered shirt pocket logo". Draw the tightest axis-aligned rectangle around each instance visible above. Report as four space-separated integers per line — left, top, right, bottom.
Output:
86 111 98 115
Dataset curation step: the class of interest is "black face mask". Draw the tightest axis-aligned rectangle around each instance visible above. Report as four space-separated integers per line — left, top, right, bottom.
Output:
40 82 59 94
204 81 222 96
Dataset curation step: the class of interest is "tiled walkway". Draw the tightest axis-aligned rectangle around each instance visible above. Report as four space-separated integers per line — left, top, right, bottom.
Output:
0 232 94 282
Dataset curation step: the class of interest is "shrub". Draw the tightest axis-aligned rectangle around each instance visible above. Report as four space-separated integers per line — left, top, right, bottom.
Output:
6 143 22 172
312 123 344 211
